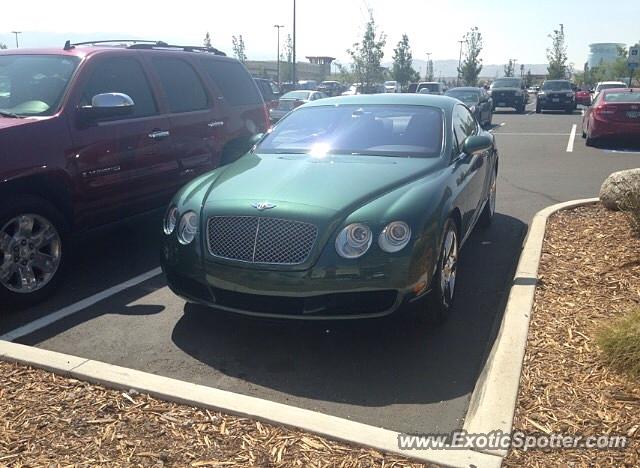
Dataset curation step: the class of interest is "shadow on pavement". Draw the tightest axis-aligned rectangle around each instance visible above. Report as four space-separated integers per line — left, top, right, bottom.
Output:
171 213 527 408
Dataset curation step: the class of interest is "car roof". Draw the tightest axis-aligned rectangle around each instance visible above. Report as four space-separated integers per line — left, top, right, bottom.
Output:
601 87 637 93
0 45 235 62
446 87 481 92
599 81 627 85
543 79 570 82
303 93 458 110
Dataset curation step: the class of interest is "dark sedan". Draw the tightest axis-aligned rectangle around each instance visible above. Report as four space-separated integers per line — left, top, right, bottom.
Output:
445 87 493 128
161 94 499 323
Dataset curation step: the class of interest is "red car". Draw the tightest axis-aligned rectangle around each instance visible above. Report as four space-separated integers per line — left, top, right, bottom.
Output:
575 88 591 106
0 40 269 308
582 88 640 146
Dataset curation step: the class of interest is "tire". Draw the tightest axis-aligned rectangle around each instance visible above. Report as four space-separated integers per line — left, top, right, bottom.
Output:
565 107 573 114
0 196 68 311
581 128 586 138
486 111 493 127
585 135 598 147
418 218 459 325
535 104 541 114
478 169 497 229
517 104 526 114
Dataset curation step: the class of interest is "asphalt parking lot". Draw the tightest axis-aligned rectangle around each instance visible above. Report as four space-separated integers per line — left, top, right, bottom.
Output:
2 99 639 435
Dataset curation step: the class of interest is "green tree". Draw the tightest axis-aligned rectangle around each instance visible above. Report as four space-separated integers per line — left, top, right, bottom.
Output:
503 59 515 77
347 10 387 92
425 59 434 81
524 70 534 87
391 34 415 89
232 35 247 62
546 24 568 79
458 27 483 86
0 43 7 50
280 34 293 82
203 32 212 49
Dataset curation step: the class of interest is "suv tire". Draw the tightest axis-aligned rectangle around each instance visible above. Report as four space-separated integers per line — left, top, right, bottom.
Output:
0 196 69 311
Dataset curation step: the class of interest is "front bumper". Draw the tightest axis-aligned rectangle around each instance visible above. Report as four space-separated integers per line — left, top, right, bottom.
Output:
538 95 575 109
491 92 525 108
161 240 430 320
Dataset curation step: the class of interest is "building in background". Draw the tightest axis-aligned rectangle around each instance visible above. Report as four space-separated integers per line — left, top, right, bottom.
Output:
588 43 625 68
245 56 335 82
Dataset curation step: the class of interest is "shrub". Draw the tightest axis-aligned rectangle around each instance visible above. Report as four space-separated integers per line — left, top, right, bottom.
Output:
597 308 640 380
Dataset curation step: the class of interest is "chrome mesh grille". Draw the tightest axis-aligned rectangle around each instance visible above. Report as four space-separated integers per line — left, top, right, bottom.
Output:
207 216 317 265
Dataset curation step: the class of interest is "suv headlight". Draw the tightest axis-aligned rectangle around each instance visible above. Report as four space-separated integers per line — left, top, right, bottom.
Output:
177 211 198 245
164 206 178 235
378 221 411 253
335 223 372 258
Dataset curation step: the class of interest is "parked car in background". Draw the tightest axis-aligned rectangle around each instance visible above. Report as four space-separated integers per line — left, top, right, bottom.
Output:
581 88 640 146
527 85 540 94
384 80 401 93
161 94 499 323
407 82 419 93
341 83 385 96
269 90 327 122
592 81 629 101
536 79 576 113
574 87 592 106
254 78 280 111
317 80 343 97
297 80 318 90
0 40 269 308
417 82 446 95
445 87 493 128
489 77 528 113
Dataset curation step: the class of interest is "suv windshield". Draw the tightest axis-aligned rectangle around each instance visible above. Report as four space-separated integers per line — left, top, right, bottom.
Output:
257 104 443 158
419 83 440 91
0 55 80 116
542 81 571 91
491 79 521 88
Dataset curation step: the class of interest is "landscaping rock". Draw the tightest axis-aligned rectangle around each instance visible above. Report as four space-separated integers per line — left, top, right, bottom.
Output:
599 168 640 210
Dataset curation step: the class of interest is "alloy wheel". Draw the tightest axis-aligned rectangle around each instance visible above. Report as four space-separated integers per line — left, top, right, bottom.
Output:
439 228 458 304
0 214 62 294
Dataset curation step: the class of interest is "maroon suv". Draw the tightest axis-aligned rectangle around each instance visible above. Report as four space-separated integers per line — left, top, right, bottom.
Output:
0 41 269 308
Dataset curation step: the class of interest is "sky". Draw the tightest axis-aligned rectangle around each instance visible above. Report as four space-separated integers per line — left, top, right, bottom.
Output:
1 0 639 68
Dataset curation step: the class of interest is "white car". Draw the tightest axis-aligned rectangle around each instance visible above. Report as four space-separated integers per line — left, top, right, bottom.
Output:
593 81 628 100
384 80 401 93
417 82 446 95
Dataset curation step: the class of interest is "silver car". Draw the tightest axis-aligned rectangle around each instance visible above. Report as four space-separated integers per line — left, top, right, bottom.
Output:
269 90 328 122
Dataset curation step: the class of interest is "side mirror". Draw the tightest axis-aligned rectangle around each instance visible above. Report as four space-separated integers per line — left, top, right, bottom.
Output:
77 93 134 124
462 135 493 155
249 133 265 147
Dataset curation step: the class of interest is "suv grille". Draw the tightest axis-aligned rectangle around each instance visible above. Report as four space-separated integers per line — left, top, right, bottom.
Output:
207 216 317 265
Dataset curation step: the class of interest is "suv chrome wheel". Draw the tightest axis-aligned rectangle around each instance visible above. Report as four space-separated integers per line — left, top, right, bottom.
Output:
0 214 62 294
439 229 458 305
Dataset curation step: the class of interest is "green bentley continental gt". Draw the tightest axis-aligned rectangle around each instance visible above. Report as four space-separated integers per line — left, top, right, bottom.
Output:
160 94 498 323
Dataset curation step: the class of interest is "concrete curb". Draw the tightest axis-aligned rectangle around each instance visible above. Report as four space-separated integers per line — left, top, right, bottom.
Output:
462 198 600 458
0 339 500 468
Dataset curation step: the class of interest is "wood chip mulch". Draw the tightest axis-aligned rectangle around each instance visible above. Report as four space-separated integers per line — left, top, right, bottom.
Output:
0 361 428 467
504 204 640 467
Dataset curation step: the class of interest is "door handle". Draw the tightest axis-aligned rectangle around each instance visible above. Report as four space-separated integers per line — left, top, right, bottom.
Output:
148 130 170 140
208 121 224 128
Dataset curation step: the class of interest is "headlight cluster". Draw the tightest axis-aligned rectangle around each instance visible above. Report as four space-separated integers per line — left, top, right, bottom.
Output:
164 206 199 245
335 221 411 258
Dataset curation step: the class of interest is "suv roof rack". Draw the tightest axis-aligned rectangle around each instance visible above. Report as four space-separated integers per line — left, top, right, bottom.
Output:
63 39 226 56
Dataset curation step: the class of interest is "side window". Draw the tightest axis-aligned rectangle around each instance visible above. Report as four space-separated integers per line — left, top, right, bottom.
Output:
80 57 157 118
453 105 478 151
200 59 262 106
152 58 208 113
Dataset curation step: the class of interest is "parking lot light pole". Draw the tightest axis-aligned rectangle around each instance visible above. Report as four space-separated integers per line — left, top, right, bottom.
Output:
274 25 284 86
457 40 465 86
11 31 21 48
292 0 297 87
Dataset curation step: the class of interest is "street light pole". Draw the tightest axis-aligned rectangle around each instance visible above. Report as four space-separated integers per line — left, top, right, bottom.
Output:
426 52 432 80
457 40 465 86
292 0 297 87
11 31 21 48
274 25 284 86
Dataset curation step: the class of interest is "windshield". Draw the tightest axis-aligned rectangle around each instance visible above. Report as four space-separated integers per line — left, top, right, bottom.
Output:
384 81 397 86
257 104 443 158
597 83 628 91
0 54 80 116
418 83 440 91
604 91 640 102
491 79 521 88
445 90 480 104
542 81 571 91
282 91 311 100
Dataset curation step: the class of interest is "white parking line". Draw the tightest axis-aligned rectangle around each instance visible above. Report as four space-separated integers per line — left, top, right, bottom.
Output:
0 267 162 342
566 124 577 152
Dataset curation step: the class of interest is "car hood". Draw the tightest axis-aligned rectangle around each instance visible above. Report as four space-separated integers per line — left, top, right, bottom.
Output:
203 152 443 216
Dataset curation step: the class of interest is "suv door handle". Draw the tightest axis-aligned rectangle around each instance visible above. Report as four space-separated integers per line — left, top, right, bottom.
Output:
148 130 170 140
208 121 224 128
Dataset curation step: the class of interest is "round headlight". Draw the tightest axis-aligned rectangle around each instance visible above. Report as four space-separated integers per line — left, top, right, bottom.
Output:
378 221 411 253
164 206 178 235
335 223 372 259
177 211 198 245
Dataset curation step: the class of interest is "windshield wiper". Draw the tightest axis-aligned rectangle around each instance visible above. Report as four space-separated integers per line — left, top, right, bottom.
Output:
0 110 21 118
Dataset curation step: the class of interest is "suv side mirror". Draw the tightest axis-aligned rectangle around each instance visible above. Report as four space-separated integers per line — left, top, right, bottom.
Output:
77 93 135 124
462 135 493 155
